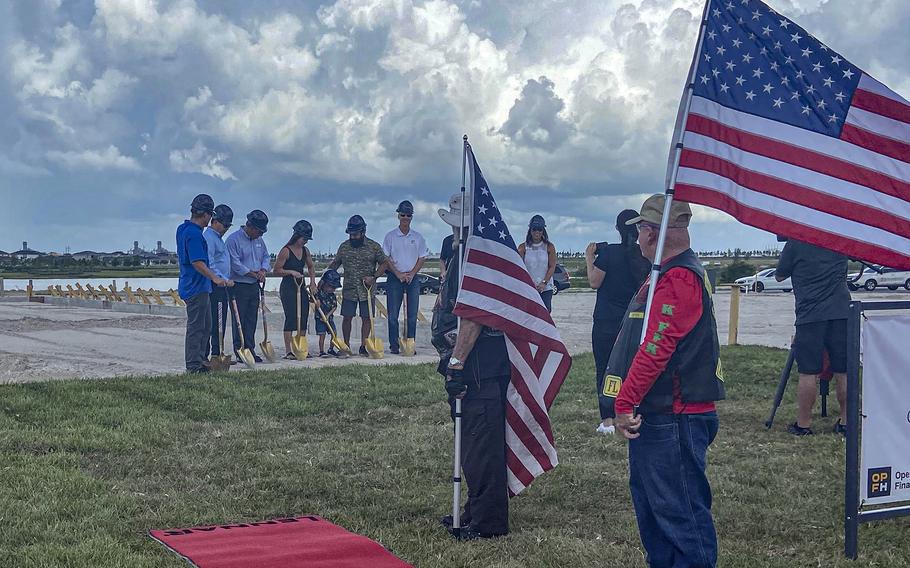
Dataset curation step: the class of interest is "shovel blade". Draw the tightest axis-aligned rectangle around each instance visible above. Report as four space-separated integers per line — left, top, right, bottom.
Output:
365 337 384 359
291 335 308 360
260 340 278 363
401 338 416 356
238 348 256 370
209 355 232 372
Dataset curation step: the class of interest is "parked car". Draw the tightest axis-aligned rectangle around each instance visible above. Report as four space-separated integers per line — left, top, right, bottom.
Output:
735 268 791 292
553 263 570 293
847 265 882 291
848 265 909 291
375 273 441 295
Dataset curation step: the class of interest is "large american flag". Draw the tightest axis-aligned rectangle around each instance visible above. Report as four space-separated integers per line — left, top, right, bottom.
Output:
453 144 572 496
674 0 910 269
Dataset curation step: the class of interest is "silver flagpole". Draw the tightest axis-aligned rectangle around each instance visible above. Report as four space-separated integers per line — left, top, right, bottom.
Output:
452 134 469 533
640 0 712 342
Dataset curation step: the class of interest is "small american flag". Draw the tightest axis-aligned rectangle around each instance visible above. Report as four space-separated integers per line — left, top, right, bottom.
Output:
674 0 910 269
453 144 572 496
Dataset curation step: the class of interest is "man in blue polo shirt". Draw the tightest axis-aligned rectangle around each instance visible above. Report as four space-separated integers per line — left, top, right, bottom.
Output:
204 204 234 360
177 194 230 374
226 210 271 362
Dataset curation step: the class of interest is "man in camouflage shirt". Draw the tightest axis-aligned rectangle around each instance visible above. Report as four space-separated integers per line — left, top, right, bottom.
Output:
328 215 388 356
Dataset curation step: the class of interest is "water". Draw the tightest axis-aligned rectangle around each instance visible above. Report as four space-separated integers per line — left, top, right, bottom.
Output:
2 277 290 293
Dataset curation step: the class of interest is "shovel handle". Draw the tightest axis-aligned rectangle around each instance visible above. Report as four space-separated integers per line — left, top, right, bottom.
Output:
295 278 303 336
231 297 246 349
259 283 269 342
218 301 225 355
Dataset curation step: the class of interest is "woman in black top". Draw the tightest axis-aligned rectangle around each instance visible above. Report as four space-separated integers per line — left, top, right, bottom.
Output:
585 210 650 433
273 220 317 359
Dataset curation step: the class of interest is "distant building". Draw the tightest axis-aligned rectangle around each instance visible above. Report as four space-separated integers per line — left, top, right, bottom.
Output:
13 241 44 260
0 250 9 260
72 250 105 261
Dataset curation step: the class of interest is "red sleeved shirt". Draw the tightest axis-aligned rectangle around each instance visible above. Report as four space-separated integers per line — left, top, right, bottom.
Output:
614 267 717 415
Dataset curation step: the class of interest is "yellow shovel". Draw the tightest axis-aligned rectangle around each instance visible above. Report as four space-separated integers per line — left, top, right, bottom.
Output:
231 297 256 369
209 300 232 372
364 287 384 359
258 282 278 363
291 279 309 360
400 291 416 356
308 289 351 356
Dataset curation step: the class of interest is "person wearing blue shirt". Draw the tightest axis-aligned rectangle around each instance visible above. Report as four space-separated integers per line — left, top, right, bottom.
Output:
204 204 235 361
177 194 230 374
225 210 271 362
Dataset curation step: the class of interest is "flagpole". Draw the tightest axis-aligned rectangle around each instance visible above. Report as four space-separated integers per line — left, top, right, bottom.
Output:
451 134 469 534
640 0 712 343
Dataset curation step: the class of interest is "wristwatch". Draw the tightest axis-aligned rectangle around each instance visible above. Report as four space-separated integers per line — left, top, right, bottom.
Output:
448 356 464 367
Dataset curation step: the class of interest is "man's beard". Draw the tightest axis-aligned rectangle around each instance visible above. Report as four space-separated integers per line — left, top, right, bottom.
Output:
350 237 365 248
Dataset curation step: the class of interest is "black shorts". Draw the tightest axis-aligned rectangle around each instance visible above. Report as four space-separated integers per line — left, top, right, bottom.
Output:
794 319 847 375
340 299 371 318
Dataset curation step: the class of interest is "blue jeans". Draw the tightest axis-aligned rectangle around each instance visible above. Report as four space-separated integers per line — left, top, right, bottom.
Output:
386 275 419 351
629 412 719 568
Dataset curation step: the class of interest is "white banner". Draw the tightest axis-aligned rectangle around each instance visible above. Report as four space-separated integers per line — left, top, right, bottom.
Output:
861 315 910 506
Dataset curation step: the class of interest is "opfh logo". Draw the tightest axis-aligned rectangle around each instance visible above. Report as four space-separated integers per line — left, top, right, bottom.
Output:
868 467 892 498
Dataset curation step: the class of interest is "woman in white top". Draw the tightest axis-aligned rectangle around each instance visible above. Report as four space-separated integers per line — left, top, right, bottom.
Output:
518 215 558 312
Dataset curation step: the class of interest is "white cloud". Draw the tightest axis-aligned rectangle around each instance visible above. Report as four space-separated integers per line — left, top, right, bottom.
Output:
169 140 236 180
46 145 141 172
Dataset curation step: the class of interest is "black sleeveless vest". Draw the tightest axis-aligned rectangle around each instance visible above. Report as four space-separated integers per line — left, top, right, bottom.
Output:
602 249 725 414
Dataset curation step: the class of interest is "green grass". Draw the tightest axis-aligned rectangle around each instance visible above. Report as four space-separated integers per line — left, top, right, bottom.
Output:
1 346 907 567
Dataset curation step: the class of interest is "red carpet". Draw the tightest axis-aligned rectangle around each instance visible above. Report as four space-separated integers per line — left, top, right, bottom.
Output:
150 515 413 568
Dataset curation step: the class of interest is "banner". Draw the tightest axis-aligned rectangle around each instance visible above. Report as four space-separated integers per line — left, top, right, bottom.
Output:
860 316 910 506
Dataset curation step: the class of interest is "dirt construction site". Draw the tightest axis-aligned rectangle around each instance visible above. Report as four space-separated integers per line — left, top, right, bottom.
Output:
1 289 907 384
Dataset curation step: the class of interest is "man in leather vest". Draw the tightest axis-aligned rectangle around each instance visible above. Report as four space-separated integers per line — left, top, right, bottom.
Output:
607 194 725 568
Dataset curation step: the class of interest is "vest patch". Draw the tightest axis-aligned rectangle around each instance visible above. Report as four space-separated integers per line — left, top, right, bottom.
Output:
661 304 675 316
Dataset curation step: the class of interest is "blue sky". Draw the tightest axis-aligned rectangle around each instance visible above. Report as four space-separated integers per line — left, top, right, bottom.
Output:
2 0 909 255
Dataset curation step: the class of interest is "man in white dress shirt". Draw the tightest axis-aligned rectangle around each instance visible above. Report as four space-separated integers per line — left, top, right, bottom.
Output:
382 200 429 354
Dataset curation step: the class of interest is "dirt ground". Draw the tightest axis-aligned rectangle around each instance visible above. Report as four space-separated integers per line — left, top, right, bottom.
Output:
1 288 907 383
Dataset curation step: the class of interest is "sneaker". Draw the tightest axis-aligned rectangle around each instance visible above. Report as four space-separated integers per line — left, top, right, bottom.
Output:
359 345 368 357
319 351 328 358
450 523 507 540
327 348 339 357
596 423 615 435
833 419 847 436
283 352 297 360
186 367 209 375
253 354 264 363
390 347 400 355
787 422 814 436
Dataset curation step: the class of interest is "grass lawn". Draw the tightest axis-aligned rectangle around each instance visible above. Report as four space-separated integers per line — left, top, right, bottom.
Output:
1 346 907 567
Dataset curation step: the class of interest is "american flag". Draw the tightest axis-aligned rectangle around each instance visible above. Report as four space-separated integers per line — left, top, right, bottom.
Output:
453 144 572 496
674 0 910 269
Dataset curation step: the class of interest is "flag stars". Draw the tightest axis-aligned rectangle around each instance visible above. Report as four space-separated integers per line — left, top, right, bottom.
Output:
829 113 839 123
790 32 803 43
817 100 828 110
480 187 489 196
477 223 484 233
738 16 745 25
717 45 727 55
784 55 794 65
743 52 754 63
752 67 765 78
704 53 712 62
760 46 769 56
700 74 710 85
823 77 834 87
774 40 783 51
795 70 805 80
478 204 487 215
770 61 779 71
498 231 507 240
801 105 811 115
725 61 736 71
735 75 746 86
806 84 817 95
712 8 722 17
812 62 823 72
726 1 735 9
843 68 855 79
791 90 800 100
781 76 791 87
779 19 791 29
720 82 730 93
708 30 717 40
712 68 721 78
752 9 762 20
801 47 813 58
762 25 773 36
772 97 785 108
732 38 743 48
745 90 756 101
835 91 846 102
763 82 774 93
722 23 732 33
831 54 842 65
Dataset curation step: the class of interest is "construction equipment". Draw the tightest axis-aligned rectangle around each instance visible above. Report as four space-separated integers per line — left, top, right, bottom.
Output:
123 285 137 304
231 297 256 369
364 287 384 358
374 296 389 319
151 290 165 305
400 292 416 356
136 288 151 305
258 282 277 363
308 289 351 356
209 301 232 372
167 289 185 307
84 284 101 300
290 279 309 360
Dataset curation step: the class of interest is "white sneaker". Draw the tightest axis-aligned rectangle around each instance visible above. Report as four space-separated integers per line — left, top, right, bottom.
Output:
596 423 615 435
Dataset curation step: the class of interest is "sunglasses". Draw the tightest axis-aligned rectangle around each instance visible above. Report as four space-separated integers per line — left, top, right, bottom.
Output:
399 213 412 218
636 222 660 231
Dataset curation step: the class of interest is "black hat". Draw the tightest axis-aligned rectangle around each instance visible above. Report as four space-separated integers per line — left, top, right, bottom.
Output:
293 219 313 240
246 210 269 233
616 209 639 230
529 215 546 229
213 204 233 226
346 214 366 234
190 194 215 215
396 200 414 215
322 268 341 288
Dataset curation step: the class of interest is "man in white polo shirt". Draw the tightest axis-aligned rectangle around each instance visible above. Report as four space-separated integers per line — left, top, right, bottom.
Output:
383 200 429 354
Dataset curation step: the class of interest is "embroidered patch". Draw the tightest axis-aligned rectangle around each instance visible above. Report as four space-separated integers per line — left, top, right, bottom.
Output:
661 304 674 316
603 375 622 398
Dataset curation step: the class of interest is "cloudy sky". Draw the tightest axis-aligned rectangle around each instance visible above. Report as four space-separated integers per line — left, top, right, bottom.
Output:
2 0 909 256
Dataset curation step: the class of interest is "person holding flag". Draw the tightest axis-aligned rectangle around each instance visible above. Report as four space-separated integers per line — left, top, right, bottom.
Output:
439 138 572 540
606 194 725 567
